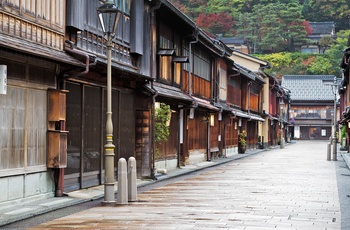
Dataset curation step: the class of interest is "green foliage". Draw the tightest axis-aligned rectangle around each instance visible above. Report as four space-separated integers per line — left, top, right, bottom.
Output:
238 130 247 147
170 0 350 53
341 125 346 139
168 1 350 76
307 56 333 75
155 103 171 143
253 30 350 77
236 2 309 53
341 125 347 147
305 0 350 31
255 52 334 77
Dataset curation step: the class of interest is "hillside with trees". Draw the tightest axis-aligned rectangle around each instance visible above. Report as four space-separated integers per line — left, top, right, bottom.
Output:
169 0 350 77
170 0 350 40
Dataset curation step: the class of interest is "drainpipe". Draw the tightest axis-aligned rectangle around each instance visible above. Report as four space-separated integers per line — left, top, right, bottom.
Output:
248 81 252 114
189 27 199 96
149 1 162 179
150 1 162 79
150 80 158 180
63 40 94 78
54 41 94 197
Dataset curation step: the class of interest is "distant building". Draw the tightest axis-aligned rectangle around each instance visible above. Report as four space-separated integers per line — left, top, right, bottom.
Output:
300 22 336 54
218 37 249 54
220 22 336 55
282 75 339 140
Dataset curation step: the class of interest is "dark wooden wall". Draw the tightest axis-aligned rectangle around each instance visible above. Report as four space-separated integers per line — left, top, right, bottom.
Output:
188 110 208 150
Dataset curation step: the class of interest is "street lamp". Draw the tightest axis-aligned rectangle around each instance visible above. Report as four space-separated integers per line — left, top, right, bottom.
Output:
97 0 121 205
323 76 338 161
279 98 284 149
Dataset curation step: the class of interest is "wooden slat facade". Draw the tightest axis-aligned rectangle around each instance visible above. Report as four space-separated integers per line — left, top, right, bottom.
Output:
0 0 65 51
188 110 208 150
192 75 211 99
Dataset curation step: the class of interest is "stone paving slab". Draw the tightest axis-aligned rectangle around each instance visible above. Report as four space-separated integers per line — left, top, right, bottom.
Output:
27 141 341 230
0 151 258 227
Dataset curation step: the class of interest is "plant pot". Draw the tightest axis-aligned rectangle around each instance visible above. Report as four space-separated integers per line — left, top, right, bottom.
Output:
238 145 246 154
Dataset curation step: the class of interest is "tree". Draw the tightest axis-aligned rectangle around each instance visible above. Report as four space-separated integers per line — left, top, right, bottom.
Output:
303 0 350 31
236 2 309 53
325 30 350 77
168 0 188 15
253 30 350 77
319 36 334 54
196 12 235 35
235 12 259 53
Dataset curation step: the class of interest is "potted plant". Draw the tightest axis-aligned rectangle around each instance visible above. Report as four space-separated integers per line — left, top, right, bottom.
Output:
238 130 247 154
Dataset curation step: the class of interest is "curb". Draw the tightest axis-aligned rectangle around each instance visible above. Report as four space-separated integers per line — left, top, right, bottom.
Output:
341 153 350 170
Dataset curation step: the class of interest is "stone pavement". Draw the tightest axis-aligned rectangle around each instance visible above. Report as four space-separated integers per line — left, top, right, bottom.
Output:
25 141 344 230
0 147 264 228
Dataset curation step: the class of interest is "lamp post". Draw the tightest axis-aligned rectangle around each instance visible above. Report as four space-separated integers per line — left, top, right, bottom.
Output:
279 98 284 149
323 76 338 161
97 0 121 205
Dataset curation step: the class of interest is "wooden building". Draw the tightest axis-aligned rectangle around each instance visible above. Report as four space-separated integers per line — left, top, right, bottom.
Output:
282 75 338 140
339 46 350 149
300 22 336 54
0 0 84 202
63 0 153 191
0 0 284 205
150 1 234 170
229 51 276 149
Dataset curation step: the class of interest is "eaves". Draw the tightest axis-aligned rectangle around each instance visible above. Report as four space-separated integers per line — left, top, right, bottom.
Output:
231 50 270 66
94 56 153 81
158 0 229 58
150 82 193 104
0 33 84 67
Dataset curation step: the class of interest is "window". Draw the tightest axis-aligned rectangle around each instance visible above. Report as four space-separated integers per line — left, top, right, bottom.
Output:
0 86 47 175
219 68 227 100
115 0 131 15
301 46 319 54
160 56 172 82
174 62 181 85
158 22 185 85
193 48 210 80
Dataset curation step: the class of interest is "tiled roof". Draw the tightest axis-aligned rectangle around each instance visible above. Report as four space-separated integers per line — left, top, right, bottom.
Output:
281 75 337 101
219 37 245 45
309 22 335 35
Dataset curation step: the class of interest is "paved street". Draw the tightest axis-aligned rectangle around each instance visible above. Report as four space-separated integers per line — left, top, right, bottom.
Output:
28 141 342 230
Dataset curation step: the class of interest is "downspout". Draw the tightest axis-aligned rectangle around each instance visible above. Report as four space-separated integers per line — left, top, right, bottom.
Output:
63 40 94 78
59 40 97 88
189 27 199 96
150 1 162 179
248 81 252 114
150 0 162 79
53 41 94 197
150 80 158 180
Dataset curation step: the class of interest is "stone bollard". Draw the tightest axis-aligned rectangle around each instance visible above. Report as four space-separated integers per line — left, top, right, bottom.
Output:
117 158 128 205
128 157 137 202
